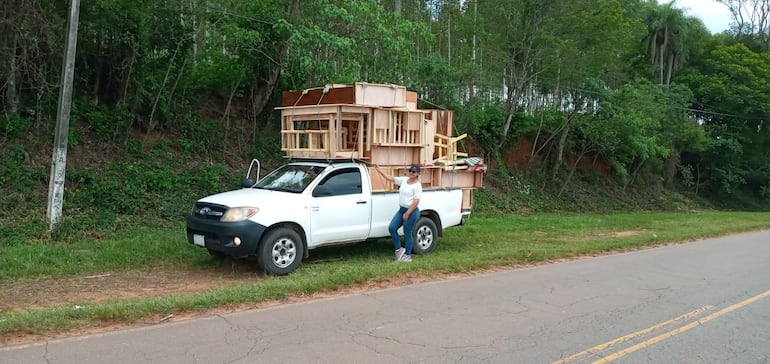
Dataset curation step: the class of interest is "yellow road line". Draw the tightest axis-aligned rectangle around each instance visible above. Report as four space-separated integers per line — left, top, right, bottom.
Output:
593 289 770 364
551 305 714 364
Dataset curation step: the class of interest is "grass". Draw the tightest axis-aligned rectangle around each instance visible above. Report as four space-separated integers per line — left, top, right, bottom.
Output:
1 210 769 338
0 227 203 280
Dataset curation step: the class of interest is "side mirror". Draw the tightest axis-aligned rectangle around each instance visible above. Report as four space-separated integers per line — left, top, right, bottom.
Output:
242 178 255 188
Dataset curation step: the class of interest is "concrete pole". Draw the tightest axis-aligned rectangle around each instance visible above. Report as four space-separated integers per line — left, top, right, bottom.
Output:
47 0 81 230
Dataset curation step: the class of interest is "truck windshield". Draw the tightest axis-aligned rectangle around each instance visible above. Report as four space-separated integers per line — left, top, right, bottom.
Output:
254 164 326 193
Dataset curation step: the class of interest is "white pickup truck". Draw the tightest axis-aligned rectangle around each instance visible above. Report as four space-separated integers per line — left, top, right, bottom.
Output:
186 160 470 275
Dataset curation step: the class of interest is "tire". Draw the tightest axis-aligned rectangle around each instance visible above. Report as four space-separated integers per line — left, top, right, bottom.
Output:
411 216 438 255
257 227 304 275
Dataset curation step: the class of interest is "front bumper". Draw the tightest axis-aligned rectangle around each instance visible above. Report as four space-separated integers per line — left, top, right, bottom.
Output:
186 215 267 257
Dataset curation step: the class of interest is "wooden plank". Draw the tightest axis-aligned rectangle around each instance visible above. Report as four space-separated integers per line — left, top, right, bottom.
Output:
462 189 473 209
330 107 340 155
399 112 407 143
407 111 420 130
284 114 334 122
279 130 329 135
431 110 454 136
421 118 436 164
357 115 364 156
282 86 355 107
374 109 389 129
474 171 484 188
450 133 467 142
374 142 427 147
439 171 477 188
285 150 330 158
370 146 420 166
406 91 418 110
355 82 406 107
334 151 360 159
443 165 468 170
369 165 396 191
339 105 372 114
365 111 372 152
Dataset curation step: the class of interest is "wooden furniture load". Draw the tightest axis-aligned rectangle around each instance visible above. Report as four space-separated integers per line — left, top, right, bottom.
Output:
277 82 485 194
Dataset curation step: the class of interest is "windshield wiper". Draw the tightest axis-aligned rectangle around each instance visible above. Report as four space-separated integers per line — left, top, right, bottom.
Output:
261 186 298 193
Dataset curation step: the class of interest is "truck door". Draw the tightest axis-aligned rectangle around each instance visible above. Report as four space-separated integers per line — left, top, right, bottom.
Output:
309 167 371 245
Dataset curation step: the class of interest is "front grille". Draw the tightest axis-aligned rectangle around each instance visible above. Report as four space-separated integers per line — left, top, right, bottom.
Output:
192 202 228 221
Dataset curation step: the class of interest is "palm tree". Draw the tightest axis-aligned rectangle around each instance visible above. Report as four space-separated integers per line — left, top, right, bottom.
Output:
642 1 691 85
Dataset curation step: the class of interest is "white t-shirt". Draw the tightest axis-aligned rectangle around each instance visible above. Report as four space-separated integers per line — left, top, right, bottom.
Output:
394 177 422 208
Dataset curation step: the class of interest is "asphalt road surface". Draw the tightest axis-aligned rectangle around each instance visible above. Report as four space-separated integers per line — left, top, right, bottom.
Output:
3 230 769 364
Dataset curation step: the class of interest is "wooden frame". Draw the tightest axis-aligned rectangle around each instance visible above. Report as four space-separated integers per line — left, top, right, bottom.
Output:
276 83 485 190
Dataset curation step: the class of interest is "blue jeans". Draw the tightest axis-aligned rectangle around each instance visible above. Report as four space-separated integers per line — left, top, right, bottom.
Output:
389 206 419 254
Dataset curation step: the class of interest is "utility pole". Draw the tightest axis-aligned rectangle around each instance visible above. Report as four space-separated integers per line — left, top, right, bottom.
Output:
47 0 80 230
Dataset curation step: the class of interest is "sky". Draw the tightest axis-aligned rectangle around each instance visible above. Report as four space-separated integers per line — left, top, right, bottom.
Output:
660 0 732 33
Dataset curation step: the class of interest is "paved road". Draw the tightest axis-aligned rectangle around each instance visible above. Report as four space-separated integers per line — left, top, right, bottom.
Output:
3 231 770 363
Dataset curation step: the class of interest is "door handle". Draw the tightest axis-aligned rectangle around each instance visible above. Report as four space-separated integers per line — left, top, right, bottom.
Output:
356 201 367 204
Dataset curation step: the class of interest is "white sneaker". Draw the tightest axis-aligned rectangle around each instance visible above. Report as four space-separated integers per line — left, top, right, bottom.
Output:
398 254 412 262
394 248 405 261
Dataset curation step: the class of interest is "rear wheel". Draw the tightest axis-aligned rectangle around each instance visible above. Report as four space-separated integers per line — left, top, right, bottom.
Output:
411 216 438 255
257 227 304 275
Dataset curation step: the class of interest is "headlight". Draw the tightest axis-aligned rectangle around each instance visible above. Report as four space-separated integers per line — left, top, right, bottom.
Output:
221 207 259 222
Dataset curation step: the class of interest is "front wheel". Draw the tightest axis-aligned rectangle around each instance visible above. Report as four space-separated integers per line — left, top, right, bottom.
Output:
257 227 304 276
411 216 438 255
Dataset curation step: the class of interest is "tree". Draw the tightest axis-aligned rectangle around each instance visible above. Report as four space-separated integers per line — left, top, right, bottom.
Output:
641 1 704 85
281 0 427 88
678 43 770 203
717 0 770 50
477 0 556 141
0 0 61 119
539 0 642 176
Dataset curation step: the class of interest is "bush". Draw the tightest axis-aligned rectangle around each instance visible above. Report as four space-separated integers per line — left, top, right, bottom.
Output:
72 98 133 142
0 143 41 195
67 154 228 220
1 114 31 140
179 114 224 155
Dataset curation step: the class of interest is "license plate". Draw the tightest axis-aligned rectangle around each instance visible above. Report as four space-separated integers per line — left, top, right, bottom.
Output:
193 234 205 247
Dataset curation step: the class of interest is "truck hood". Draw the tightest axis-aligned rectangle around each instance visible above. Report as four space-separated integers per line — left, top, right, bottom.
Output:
198 188 299 208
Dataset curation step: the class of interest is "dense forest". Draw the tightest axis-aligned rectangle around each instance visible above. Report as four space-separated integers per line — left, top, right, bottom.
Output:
1 0 769 238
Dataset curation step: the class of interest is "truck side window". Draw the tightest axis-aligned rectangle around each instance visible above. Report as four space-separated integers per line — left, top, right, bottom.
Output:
315 169 362 197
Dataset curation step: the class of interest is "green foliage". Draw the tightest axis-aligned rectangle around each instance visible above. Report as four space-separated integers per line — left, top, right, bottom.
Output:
455 97 505 155
179 114 224 155
583 81 699 182
184 53 248 98
66 155 227 221
677 43 770 203
184 0 287 98
282 0 429 88
539 0 643 90
1 114 31 140
244 133 283 166
71 98 133 142
410 56 462 107
0 143 42 193
639 1 709 85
